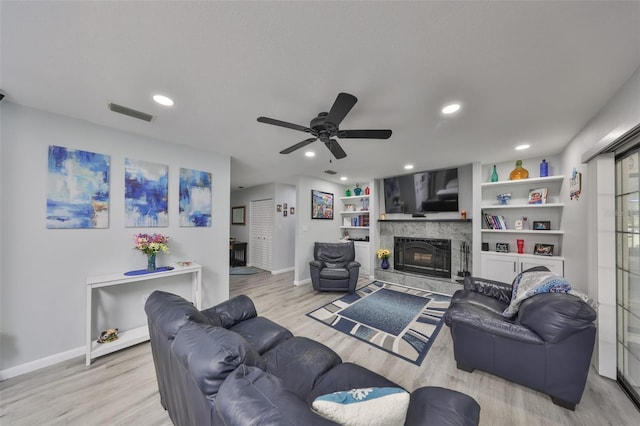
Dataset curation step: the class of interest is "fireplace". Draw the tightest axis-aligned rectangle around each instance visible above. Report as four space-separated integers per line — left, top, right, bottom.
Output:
394 237 451 279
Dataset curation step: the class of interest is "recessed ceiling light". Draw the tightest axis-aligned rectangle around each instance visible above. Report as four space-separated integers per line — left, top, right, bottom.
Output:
340 176 347 181
404 164 414 170
153 94 174 106
305 151 315 157
515 144 530 151
442 103 461 114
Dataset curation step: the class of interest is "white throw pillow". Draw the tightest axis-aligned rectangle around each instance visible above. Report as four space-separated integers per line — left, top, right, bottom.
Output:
312 387 410 426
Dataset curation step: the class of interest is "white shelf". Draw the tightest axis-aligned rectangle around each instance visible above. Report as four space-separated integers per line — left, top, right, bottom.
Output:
340 226 370 230
481 229 564 235
340 210 370 215
481 203 564 209
482 251 565 261
340 195 370 201
89 325 149 360
481 175 564 188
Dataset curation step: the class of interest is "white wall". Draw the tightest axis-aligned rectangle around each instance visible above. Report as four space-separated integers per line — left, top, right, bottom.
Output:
294 176 345 285
558 65 640 378
229 182 296 273
0 102 230 376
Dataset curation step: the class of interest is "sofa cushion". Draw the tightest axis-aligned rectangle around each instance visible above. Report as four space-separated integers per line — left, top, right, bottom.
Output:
144 290 221 339
216 365 338 426
320 268 350 280
306 362 400 404
263 336 342 399
312 387 409 426
172 321 265 398
202 294 257 328
230 316 293 354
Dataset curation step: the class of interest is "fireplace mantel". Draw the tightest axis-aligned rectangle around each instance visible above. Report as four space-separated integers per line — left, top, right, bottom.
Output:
379 218 472 223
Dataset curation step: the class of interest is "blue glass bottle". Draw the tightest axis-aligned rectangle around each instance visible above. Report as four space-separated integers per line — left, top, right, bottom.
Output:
540 159 548 177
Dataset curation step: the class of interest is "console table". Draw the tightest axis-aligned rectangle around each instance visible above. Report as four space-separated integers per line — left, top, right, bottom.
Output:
85 263 202 366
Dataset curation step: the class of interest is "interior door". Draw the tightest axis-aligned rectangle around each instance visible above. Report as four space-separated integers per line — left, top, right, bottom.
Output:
250 199 273 271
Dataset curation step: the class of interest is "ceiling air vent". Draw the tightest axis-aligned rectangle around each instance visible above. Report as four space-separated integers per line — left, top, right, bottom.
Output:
324 170 337 175
108 103 154 122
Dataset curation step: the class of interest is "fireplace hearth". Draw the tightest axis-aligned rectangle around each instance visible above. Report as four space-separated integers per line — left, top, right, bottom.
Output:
394 237 451 279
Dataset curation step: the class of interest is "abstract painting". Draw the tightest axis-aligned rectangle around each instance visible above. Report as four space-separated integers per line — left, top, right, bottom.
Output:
179 168 212 227
47 145 110 229
311 189 334 219
124 159 169 227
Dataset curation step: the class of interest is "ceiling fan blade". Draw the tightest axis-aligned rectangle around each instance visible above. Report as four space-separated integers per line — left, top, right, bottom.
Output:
257 116 312 133
279 138 317 154
338 129 392 139
324 139 347 159
324 93 358 129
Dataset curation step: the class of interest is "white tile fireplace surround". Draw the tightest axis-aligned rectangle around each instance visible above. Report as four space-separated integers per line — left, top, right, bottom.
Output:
376 219 472 295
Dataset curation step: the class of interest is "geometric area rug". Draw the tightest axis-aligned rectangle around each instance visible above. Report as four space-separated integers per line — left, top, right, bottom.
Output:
306 281 451 366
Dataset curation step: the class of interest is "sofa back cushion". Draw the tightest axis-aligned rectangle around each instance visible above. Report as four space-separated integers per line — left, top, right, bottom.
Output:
517 293 597 343
145 290 221 340
202 294 257 328
172 321 265 398
217 365 338 426
314 242 355 268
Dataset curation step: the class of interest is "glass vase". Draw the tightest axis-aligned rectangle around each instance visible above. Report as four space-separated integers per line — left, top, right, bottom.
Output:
381 258 390 269
147 253 157 271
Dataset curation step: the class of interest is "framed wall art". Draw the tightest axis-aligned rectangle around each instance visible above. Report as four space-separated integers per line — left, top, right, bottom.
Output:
534 243 554 256
179 168 212 227
231 206 246 225
47 145 110 229
311 190 334 219
125 158 169 227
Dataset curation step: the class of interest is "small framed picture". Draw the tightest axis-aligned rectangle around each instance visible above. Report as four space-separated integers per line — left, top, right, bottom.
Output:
528 188 548 204
290 207 295 215
283 203 288 209
534 243 554 256
283 210 287 217
533 221 551 230
514 219 523 230
482 242 489 251
276 204 282 212
231 206 246 225
496 242 510 253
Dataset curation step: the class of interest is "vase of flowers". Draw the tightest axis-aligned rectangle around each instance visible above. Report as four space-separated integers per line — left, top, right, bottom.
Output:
133 233 170 271
377 248 390 269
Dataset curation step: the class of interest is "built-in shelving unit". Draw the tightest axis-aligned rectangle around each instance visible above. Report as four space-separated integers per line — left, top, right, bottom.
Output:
339 183 374 277
479 174 565 280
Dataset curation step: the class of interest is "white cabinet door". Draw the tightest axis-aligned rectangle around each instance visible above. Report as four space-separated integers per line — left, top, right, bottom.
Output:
354 241 371 276
480 253 518 283
250 199 273 271
520 257 564 276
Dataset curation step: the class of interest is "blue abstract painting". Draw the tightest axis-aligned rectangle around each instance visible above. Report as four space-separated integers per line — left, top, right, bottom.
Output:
179 168 212 227
47 145 110 229
124 159 169 227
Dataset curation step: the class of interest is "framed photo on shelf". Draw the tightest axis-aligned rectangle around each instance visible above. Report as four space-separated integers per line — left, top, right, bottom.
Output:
231 206 246 225
496 242 510 253
534 243 554 256
528 187 548 204
533 220 551 230
311 190 334 219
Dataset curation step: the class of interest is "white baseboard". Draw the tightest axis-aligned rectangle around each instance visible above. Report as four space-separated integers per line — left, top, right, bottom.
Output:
294 278 311 286
271 267 294 275
0 346 84 380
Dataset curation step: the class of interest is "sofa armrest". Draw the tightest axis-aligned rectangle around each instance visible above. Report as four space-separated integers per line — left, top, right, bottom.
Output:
202 295 257 329
346 261 361 271
517 293 597 343
445 304 543 344
310 260 325 270
463 276 513 304
405 386 480 426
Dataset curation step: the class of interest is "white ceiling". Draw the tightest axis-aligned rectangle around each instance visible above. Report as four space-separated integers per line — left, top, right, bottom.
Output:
2 1 639 190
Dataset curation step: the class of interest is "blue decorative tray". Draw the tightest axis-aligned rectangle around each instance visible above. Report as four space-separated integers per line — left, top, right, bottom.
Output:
124 266 175 276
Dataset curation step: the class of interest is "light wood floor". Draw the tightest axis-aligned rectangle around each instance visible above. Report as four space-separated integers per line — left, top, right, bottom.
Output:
1 270 638 425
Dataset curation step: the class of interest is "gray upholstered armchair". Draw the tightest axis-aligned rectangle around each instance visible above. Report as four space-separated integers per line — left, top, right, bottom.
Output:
309 241 360 292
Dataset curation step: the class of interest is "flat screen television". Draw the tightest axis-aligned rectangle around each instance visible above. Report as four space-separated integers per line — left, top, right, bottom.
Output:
383 167 459 214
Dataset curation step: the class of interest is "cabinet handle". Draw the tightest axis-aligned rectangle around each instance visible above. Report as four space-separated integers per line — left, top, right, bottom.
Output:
513 262 516 273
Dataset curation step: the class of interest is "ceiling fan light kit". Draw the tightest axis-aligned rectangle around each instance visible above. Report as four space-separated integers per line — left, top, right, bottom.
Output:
257 92 392 160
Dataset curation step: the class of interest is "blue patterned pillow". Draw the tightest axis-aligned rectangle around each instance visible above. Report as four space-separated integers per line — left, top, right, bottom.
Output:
312 387 409 426
503 271 572 317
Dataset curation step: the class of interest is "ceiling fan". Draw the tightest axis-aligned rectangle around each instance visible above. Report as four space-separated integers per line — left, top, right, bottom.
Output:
257 92 392 160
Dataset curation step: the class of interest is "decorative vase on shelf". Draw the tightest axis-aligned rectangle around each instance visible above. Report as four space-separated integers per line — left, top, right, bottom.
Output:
381 258 390 269
509 160 529 180
491 165 499 182
345 189 352 197
364 186 370 195
147 253 157 271
353 184 362 196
